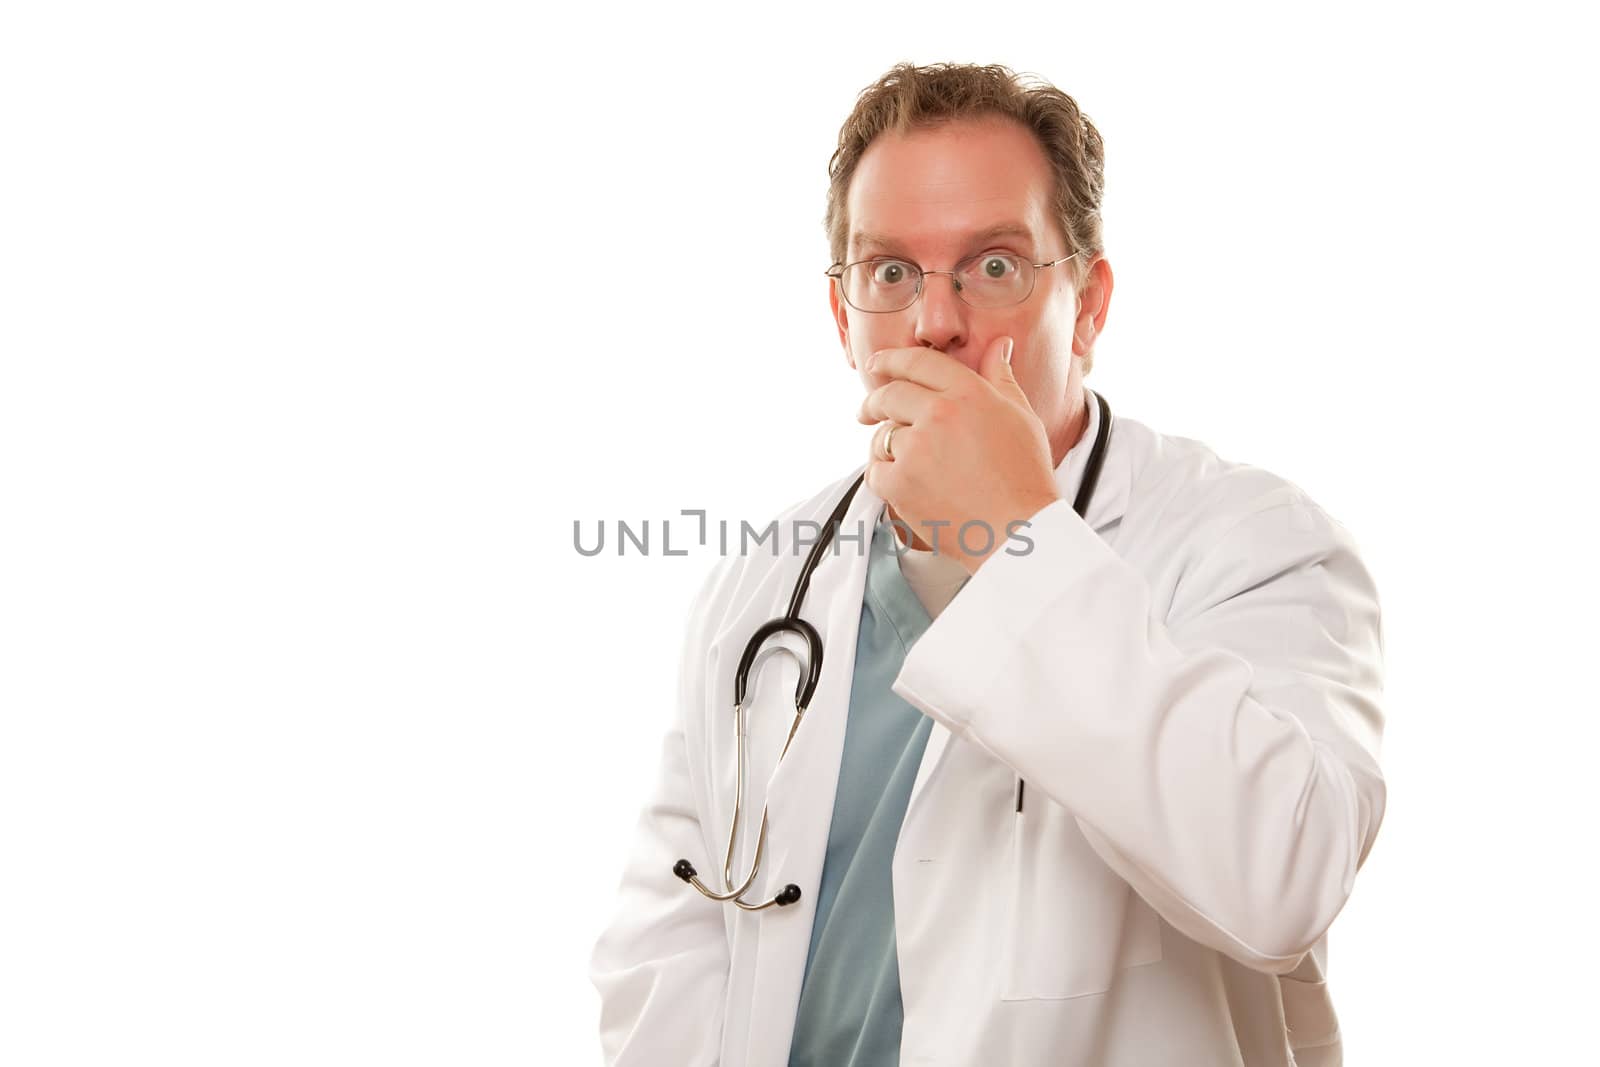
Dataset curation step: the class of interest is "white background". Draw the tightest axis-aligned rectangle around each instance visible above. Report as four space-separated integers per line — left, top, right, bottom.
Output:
3 2 1595 1063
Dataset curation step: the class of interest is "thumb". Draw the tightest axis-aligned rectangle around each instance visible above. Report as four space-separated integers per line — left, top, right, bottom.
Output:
979 335 1026 401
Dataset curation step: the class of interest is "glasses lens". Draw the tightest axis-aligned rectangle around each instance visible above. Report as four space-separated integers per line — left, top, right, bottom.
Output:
956 253 1033 308
840 260 919 312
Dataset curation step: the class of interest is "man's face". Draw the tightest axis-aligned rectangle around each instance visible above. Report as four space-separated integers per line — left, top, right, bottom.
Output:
829 117 1104 461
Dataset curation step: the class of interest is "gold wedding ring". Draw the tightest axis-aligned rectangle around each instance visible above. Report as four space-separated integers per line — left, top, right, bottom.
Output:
882 422 898 461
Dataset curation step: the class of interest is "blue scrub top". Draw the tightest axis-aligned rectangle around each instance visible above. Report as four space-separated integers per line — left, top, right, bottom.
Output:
787 514 966 1066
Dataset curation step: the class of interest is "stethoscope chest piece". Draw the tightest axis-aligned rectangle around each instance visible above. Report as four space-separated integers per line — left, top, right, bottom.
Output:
673 621 820 911
671 475 866 913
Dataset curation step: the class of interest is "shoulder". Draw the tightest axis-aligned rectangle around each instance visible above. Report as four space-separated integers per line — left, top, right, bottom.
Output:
1108 409 1358 558
1102 408 1378 630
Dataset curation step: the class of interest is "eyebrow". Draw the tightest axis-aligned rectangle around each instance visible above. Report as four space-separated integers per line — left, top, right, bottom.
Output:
850 222 1037 259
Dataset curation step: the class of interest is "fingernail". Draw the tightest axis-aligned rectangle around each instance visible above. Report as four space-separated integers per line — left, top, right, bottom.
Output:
1003 338 1015 364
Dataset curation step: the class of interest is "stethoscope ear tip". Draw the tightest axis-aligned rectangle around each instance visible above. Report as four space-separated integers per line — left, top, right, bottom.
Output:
673 859 697 882
775 884 802 906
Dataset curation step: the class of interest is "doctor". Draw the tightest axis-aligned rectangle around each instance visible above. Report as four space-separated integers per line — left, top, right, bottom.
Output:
590 62 1385 1067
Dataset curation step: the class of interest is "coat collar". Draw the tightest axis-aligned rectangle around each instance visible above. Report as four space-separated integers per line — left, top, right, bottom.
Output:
1068 385 1132 536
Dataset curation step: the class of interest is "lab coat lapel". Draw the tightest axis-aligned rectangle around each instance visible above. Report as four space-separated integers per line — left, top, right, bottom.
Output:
740 470 883 1067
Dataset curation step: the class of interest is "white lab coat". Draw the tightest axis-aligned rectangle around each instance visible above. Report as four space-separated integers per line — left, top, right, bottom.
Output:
589 400 1386 1067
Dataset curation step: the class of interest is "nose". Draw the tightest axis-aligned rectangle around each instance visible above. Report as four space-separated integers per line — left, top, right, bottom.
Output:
912 270 967 356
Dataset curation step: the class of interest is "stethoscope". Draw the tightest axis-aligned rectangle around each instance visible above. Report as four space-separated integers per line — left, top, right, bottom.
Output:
673 391 1114 911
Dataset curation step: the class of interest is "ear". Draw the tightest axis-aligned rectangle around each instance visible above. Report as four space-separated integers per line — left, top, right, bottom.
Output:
828 276 854 368
1073 256 1114 357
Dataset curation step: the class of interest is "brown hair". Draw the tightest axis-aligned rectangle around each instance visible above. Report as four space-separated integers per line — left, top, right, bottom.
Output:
824 62 1106 372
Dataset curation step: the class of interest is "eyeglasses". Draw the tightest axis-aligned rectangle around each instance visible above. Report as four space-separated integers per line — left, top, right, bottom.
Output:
824 249 1081 313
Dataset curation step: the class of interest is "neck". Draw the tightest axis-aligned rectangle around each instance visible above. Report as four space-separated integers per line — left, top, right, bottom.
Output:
1049 387 1091 470
888 503 933 551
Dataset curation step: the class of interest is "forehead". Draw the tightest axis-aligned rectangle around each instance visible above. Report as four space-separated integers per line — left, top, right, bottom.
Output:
846 117 1056 259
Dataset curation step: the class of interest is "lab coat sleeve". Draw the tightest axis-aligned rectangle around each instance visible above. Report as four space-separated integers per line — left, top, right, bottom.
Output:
890 494 1387 975
588 564 732 1065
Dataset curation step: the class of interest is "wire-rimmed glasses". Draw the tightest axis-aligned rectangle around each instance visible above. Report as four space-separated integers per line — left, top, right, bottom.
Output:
824 249 1081 313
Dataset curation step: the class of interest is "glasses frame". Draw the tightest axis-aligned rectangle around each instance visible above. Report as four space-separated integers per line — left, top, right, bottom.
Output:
824 249 1082 313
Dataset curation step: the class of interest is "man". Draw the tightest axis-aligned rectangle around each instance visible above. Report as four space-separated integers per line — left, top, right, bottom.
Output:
590 61 1385 1067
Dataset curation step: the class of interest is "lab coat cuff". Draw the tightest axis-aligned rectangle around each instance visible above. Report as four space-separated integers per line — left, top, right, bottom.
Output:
893 497 1102 726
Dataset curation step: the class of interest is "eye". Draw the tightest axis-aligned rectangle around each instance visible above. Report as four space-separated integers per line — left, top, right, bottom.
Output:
869 260 915 285
979 254 1018 279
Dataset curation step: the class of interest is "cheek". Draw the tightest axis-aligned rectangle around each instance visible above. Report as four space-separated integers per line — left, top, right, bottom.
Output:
1011 319 1072 396
1029 315 1074 367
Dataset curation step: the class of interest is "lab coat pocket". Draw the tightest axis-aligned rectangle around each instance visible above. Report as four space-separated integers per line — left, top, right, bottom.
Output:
1000 793 1163 1001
